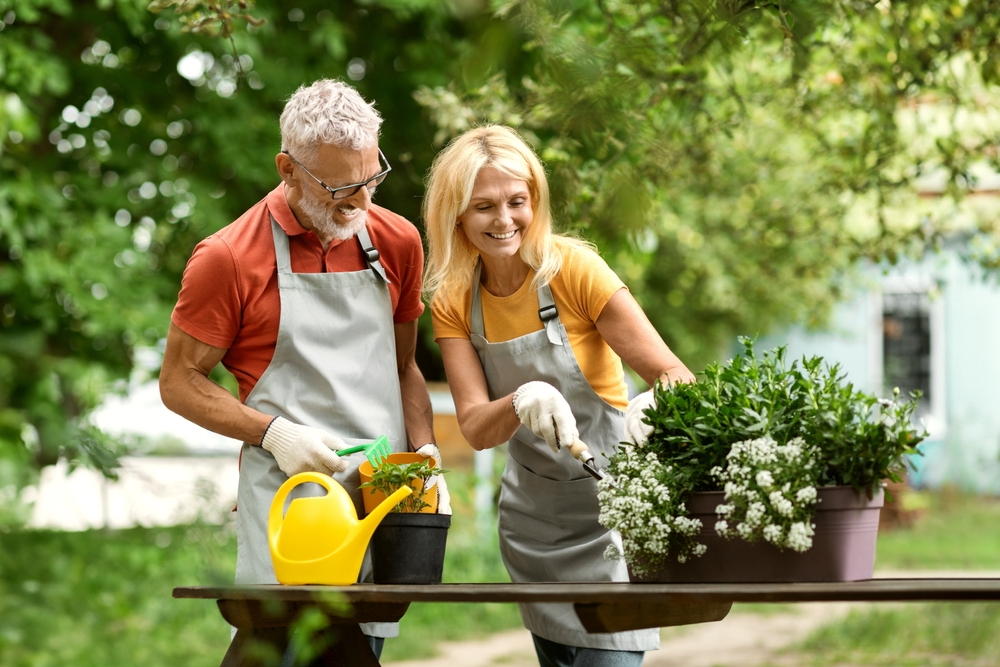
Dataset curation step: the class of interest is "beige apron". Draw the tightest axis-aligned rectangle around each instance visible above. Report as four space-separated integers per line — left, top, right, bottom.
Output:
469 262 659 651
235 217 406 638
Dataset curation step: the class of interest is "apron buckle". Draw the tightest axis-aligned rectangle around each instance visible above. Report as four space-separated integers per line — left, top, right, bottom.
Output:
538 304 558 322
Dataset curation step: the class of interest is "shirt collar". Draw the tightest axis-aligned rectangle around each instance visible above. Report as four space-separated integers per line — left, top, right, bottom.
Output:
266 183 310 236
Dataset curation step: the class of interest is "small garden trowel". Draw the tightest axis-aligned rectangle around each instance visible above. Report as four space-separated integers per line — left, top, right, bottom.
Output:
567 439 606 482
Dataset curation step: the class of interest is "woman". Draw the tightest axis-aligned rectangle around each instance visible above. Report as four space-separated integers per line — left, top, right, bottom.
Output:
423 125 694 667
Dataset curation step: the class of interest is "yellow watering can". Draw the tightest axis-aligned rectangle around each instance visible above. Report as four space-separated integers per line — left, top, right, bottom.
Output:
268 472 412 585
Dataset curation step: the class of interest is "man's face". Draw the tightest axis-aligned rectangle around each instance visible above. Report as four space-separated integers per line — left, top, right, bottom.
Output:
287 143 382 241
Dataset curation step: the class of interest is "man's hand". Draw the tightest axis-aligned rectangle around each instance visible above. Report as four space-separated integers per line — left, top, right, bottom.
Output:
415 443 451 515
623 390 656 446
511 381 578 454
260 416 349 477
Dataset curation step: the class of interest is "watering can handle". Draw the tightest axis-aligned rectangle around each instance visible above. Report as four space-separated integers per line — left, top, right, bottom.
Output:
267 472 333 555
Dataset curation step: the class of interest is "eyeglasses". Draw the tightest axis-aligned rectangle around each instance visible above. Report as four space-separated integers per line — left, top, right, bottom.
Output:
281 148 391 200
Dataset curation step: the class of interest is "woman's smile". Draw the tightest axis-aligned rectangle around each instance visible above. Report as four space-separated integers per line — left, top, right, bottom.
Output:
459 167 533 262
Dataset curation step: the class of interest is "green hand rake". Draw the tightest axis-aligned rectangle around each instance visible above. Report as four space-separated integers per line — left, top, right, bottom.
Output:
338 435 392 468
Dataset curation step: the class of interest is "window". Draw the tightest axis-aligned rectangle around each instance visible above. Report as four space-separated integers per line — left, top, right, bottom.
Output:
882 291 932 419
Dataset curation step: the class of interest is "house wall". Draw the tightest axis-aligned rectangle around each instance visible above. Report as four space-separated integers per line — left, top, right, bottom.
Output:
759 252 1000 494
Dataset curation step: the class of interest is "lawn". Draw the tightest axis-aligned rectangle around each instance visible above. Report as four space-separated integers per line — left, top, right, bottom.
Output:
780 489 1000 666
2 480 998 666
0 469 521 666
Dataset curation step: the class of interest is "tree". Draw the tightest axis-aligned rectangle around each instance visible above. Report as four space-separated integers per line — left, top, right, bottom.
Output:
0 0 487 490
416 0 1000 371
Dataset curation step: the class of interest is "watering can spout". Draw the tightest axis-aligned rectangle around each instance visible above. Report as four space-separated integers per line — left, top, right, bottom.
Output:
355 485 413 544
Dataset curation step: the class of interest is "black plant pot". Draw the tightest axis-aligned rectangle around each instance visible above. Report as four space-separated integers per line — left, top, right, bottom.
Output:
371 512 451 584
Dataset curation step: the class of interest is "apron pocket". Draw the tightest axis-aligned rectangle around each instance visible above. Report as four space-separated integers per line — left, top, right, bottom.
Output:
498 457 604 546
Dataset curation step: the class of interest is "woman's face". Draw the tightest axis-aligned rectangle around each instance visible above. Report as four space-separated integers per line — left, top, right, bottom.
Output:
458 167 533 262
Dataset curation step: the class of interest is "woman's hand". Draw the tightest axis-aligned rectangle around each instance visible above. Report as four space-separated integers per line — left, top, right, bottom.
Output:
623 390 657 446
512 381 579 454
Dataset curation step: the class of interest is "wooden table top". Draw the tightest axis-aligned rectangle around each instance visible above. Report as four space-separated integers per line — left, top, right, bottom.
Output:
175 578 1000 604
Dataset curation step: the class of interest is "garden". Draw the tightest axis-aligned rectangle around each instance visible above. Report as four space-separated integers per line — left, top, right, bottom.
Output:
2 470 999 666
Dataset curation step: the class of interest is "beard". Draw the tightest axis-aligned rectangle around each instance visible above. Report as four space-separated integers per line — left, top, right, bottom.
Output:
297 191 369 242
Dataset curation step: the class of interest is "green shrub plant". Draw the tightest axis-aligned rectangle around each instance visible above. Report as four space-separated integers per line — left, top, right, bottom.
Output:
599 337 926 575
359 459 445 513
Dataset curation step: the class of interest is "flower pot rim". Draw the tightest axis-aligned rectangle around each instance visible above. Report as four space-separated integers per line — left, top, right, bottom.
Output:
684 484 885 514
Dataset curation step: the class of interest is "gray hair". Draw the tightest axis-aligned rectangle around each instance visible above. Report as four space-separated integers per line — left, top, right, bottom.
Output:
279 79 382 158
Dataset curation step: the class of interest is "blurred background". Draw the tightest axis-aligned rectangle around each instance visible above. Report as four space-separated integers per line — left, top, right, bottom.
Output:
1 1 1000 665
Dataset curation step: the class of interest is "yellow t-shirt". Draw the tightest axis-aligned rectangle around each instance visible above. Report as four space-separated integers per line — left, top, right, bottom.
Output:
431 245 629 410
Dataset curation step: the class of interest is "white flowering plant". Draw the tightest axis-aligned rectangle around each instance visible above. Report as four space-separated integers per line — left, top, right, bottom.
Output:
597 449 706 575
710 436 821 552
599 337 925 573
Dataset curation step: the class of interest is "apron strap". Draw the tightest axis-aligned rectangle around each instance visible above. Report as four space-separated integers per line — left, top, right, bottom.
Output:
470 260 486 338
356 224 390 284
537 281 563 346
469 258 563 346
270 216 292 275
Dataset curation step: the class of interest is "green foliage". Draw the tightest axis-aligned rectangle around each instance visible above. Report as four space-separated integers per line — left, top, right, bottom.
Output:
418 0 1000 369
0 523 237 667
639 336 926 496
360 458 446 513
0 0 481 481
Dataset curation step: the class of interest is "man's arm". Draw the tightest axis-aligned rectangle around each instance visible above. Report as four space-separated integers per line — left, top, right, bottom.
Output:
393 319 435 451
159 322 274 444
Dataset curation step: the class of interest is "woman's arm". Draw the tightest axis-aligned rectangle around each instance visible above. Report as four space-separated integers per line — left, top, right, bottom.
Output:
438 337 522 450
595 287 695 388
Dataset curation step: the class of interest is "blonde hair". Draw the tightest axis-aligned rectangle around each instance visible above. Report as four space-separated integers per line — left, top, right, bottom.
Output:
422 125 592 302
279 79 381 160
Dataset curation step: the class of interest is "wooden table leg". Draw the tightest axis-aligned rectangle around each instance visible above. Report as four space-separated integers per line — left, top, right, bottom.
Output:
215 598 407 667
314 624 381 667
220 626 289 667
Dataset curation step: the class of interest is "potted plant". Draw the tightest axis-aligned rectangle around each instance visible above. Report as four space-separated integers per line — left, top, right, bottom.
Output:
598 337 925 583
359 453 450 584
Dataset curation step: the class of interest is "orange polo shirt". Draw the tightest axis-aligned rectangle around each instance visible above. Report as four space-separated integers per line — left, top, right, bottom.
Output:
171 184 425 403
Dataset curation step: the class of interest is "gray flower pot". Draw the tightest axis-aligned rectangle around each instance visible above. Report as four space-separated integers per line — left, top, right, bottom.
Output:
629 485 884 583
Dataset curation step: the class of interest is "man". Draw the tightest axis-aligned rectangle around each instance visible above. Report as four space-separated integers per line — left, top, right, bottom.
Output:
159 79 448 657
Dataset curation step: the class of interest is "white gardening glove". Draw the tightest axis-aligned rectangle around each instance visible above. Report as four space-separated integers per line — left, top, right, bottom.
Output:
511 381 578 454
415 444 451 515
260 416 349 477
623 390 657 446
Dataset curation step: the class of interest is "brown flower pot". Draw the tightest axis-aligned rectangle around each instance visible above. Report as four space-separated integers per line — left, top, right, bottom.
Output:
629 485 884 583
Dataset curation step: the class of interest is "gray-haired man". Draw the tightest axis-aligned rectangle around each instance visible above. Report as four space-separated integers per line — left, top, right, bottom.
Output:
160 79 449 658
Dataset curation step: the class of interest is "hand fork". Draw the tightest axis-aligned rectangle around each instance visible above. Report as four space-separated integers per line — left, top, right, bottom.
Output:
338 435 391 468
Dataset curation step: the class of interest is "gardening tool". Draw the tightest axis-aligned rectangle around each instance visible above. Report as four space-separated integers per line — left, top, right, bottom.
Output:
268 471 412 585
337 434 392 468
568 439 606 482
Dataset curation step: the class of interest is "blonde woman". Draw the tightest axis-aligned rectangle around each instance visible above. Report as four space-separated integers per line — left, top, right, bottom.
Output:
424 125 694 667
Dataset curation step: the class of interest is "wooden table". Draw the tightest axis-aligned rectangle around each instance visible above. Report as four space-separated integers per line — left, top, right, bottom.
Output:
174 579 1000 667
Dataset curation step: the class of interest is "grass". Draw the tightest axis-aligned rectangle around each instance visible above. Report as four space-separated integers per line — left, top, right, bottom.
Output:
776 487 1000 666
0 469 520 666
874 488 1000 571
3 476 998 666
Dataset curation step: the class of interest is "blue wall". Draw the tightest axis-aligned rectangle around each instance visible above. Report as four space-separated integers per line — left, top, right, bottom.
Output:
759 252 1000 493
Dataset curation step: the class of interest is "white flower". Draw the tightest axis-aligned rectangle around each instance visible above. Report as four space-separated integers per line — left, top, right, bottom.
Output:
762 524 782 543
796 486 817 503
716 503 733 516
715 520 729 534
755 470 774 487
768 490 794 517
787 522 814 552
